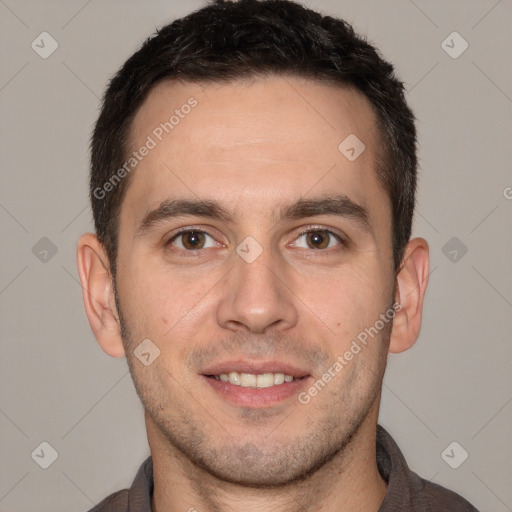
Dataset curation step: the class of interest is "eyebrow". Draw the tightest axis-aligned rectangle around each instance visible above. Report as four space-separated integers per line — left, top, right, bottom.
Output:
278 195 371 232
136 194 372 236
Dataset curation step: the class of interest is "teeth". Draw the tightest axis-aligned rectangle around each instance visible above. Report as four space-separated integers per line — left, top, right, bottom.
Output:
216 372 297 388
257 373 275 388
273 373 285 385
240 373 257 387
228 371 241 385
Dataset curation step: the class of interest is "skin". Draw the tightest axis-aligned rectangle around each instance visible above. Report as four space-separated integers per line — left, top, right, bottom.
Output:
78 76 429 512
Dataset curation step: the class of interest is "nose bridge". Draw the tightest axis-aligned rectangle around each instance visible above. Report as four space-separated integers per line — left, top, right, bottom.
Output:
216 238 298 333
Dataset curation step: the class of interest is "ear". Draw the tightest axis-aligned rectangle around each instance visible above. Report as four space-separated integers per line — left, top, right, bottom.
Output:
389 237 429 354
77 233 125 358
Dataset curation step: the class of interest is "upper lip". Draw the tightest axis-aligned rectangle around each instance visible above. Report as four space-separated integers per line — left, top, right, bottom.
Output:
201 360 311 378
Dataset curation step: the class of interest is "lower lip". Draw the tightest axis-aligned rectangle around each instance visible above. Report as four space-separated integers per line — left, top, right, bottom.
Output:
202 375 311 408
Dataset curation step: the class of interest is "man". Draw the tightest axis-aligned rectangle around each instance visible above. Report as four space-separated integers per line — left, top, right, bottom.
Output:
77 0 479 510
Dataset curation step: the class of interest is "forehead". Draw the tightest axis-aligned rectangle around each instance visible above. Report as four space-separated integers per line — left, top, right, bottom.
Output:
121 76 388 231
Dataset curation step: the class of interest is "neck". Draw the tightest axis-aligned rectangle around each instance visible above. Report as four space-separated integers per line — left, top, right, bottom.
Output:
148 404 387 512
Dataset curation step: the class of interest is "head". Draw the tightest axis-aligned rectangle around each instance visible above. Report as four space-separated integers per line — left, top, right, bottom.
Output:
78 0 428 488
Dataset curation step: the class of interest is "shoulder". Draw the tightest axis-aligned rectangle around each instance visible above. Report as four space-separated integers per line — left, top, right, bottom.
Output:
418 477 480 511
376 425 480 511
86 489 129 512
84 456 153 512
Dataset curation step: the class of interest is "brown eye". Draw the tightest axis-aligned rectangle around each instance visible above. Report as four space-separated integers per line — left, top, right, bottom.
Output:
181 231 205 249
169 230 215 250
305 231 330 249
293 229 342 250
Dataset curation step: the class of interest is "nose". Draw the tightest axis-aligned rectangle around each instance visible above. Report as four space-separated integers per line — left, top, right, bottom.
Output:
216 244 299 334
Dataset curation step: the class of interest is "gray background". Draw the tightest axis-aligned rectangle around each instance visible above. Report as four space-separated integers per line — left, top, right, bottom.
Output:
1 0 511 511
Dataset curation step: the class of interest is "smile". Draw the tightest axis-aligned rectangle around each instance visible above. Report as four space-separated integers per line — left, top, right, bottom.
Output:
207 372 304 388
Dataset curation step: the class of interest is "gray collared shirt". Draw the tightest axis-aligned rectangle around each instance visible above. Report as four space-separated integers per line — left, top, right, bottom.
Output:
87 425 479 511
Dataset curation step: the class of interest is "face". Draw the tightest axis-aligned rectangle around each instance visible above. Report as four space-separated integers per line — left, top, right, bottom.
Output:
113 76 396 486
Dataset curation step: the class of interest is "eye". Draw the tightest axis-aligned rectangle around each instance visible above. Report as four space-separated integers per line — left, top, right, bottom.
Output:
168 230 217 251
293 228 343 250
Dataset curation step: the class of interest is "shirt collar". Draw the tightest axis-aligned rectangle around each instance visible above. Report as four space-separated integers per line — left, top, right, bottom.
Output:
376 424 429 511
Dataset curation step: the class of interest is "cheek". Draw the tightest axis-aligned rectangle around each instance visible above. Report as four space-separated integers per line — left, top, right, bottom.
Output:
118 258 219 340
302 260 391 339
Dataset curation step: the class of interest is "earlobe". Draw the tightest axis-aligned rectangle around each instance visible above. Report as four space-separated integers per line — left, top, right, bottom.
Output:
77 233 126 358
389 237 430 354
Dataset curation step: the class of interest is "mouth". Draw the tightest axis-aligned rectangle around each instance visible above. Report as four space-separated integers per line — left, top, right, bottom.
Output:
204 371 306 388
200 362 312 407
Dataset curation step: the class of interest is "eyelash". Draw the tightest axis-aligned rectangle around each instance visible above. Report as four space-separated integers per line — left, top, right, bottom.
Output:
166 226 345 256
